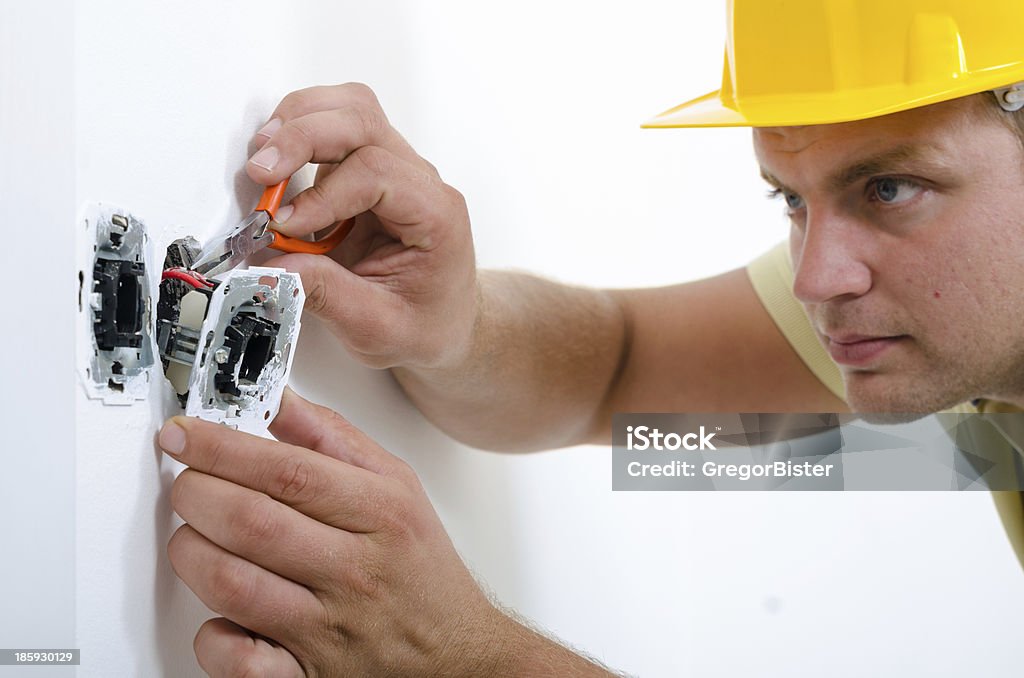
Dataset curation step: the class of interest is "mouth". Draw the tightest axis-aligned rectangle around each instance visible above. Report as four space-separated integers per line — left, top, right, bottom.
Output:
823 333 908 368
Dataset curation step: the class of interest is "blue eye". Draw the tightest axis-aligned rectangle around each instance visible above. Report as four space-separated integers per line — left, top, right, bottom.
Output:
783 192 804 210
870 177 922 204
767 188 805 211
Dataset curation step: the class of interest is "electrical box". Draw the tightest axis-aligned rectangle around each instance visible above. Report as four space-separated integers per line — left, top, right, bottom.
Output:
77 203 157 404
77 203 304 432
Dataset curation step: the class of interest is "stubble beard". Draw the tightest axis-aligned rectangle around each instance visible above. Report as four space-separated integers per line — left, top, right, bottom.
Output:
839 340 1018 422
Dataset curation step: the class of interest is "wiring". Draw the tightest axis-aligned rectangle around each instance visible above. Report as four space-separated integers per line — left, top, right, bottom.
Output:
162 267 213 289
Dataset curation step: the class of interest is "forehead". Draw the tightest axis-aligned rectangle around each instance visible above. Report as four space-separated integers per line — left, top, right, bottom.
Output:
752 96 1000 185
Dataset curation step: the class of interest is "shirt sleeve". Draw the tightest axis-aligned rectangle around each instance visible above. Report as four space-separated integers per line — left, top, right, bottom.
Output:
746 242 1024 571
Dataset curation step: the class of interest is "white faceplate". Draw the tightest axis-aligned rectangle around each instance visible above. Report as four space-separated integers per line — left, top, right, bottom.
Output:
76 202 157 404
184 266 304 433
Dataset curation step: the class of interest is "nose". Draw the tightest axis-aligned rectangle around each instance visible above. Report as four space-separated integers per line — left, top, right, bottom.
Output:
790 210 872 304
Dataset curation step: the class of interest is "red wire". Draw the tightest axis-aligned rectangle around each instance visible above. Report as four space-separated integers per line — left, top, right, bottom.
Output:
162 268 213 288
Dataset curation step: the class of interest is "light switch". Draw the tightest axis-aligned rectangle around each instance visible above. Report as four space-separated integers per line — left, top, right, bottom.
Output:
76 202 156 404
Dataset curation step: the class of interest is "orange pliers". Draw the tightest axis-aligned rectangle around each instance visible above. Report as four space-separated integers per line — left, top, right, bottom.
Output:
191 178 354 278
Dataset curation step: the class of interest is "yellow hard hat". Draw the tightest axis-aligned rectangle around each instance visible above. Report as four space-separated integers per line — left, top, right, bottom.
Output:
644 0 1024 128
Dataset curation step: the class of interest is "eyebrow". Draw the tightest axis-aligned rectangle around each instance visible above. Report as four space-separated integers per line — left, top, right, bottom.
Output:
759 144 940 195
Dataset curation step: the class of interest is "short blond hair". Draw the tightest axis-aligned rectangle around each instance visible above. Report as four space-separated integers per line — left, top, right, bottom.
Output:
978 91 1024 153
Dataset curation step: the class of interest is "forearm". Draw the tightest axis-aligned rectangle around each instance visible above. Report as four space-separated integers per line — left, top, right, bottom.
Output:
476 614 625 677
392 270 626 452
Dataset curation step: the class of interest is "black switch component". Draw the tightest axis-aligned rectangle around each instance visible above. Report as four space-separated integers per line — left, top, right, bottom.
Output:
92 257 146 351
156 279 212 362
214 312 281 398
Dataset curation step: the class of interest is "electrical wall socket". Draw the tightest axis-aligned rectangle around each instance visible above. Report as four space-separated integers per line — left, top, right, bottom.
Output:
77 202 304 432
76 202 156 404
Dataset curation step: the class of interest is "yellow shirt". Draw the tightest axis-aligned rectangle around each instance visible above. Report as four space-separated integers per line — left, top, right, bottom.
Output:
746 241 1024 570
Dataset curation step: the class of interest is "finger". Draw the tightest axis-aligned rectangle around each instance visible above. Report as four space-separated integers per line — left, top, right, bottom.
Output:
270 387 411 479
247 106 399 185
252 117 282 150
259 251 416 368
270 83 387 129
159 416 392 532
266 83 432 172
314 161 337 184
168 524 322 644
248 83 434 185
171 468 364 587
193 618 304 678
326 211 394 267
271 145 456 250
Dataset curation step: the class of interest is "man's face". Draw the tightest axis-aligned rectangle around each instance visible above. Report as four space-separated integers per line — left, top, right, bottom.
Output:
753 96 1024 415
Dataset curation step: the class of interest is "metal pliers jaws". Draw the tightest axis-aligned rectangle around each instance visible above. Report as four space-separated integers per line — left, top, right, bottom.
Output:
190 179 355 278
191 210 275 278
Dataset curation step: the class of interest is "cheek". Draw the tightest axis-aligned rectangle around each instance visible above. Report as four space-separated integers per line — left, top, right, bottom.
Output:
878 247 966 343
903 254 1005 349
933 238 1013 306
931 197 1024 295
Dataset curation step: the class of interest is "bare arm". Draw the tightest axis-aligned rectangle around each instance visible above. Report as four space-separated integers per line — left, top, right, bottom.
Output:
392 270 628 451
246 84 844 453
591 267 850 441
394 267 847 452
234 83 846 674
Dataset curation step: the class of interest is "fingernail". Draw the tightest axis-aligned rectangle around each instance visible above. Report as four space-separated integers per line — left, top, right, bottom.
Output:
254 118 282 140
249 145 279 172
159 419 186 456
273 204 294 225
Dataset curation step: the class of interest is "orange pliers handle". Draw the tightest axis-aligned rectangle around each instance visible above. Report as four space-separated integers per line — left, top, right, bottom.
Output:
255 179 355 255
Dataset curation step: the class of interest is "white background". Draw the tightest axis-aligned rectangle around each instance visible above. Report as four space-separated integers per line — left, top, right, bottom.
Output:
3 1 1023 676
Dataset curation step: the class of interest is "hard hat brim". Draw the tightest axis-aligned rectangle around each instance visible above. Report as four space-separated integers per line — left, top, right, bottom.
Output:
642 70 1024 128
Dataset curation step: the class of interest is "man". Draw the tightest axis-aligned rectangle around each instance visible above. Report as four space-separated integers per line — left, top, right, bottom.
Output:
158 0 1024 674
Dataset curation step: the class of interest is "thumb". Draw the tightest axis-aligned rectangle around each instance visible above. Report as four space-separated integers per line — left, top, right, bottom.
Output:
262 252 406 362
269 387 404 477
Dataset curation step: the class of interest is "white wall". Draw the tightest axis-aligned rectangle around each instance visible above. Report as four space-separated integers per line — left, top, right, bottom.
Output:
0 3 76 678
3 1 1021 676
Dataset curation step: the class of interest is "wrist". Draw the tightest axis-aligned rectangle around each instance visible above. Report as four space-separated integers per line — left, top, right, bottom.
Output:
446 606 547 678
439 272 485 372
454 606 612 678
401 273 486 376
